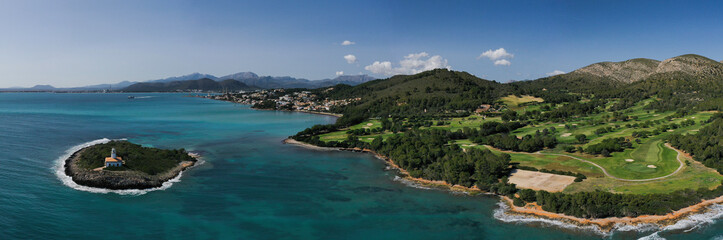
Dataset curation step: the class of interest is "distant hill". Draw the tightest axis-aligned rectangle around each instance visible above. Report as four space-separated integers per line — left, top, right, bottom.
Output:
138 72 376 89
219 72 259 80
516 54 723 93
513 54 723 111
570 54 723 83
147 73 219 83
321 69 510 121
28 85 57 90
573 58 660 83
217 72 375 89
1 72 375 92
122 78 258 92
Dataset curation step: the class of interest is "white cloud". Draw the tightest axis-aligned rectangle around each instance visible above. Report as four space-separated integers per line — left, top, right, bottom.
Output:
478 48 514 60
478 48 514 66
335 71 344 76
494 59 511 66
365 61 394 75
341 40 355 46
344 54 357 64
546 70 566 76
364 52 451 76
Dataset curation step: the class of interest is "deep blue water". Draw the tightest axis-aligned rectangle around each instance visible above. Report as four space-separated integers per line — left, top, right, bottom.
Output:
0 93 721 239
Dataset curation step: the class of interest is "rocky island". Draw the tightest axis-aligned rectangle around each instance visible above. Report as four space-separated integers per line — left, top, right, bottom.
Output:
64 140 198 190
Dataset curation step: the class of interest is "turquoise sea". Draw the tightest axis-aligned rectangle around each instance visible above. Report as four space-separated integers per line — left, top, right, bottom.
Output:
1 93 722 239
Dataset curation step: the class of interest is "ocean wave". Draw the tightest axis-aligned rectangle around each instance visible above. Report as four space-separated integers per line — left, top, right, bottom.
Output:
638 203 723 239
134 96 153 99
392 176 432 190
492 200 723 238
492 201 612 236
53 138 202 195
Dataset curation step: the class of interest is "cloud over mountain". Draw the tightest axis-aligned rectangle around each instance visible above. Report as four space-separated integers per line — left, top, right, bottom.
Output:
365 52 451 76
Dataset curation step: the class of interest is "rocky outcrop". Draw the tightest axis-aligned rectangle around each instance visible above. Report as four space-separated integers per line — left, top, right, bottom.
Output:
573 58 660 83
655 54 723 76
571 54 723 83
64 147 196 190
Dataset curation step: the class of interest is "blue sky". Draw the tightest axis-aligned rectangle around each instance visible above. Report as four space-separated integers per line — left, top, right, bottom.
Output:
1 0 722 88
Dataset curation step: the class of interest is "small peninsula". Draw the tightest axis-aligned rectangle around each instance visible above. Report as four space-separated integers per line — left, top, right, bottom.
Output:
64 140 198 190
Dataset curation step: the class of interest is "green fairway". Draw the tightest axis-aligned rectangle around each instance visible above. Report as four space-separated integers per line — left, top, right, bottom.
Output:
500 95 544 110
564 159 723 194
316 98 722 195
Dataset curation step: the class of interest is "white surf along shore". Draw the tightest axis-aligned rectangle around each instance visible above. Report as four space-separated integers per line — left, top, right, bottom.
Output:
54 138 204 195
284 137 723 236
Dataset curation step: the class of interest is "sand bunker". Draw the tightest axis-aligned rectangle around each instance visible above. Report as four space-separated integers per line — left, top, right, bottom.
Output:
367 123 373 126
625 159 634 162
508 170 576 192
561 133 572 137
647 165 657 168
558 124 565 127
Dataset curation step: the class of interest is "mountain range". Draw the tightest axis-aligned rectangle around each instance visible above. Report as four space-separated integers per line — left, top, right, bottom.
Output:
2 54 721 93
0 72 376 92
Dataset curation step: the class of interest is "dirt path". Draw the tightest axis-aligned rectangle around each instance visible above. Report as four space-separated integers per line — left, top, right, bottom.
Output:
485 144 686 182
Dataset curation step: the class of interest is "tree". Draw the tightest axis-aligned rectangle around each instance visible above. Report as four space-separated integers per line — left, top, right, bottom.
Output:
601 149 611 157
575 134 587 144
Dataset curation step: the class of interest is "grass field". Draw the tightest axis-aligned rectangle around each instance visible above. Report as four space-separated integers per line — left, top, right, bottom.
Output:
314 97 722 195
500 95 544 110
563 159 723 194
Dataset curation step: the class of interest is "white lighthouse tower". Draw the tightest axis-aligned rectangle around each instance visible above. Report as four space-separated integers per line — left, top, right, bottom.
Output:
104 147 123 167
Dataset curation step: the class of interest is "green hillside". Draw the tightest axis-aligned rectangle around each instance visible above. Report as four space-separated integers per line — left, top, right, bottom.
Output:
318 69 511 125
289 54 723 219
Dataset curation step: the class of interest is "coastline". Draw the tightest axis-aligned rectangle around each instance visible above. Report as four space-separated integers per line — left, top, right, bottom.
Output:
196 95 343 118
63 145 198 190
283 138 485 194
501 195 723 231
283 137 723 232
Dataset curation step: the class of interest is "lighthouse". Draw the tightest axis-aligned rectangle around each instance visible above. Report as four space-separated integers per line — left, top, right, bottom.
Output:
105 148 123 167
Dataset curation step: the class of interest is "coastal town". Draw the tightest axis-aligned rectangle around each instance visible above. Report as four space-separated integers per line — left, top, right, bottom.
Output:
197 88 359 115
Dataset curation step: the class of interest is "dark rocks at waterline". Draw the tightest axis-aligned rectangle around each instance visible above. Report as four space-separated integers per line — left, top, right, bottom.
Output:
63 147 196 190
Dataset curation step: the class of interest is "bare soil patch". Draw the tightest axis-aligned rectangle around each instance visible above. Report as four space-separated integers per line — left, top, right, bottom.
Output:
508 169 576 192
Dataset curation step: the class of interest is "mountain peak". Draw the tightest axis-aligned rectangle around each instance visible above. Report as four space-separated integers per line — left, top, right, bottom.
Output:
656 54 723 76
219 72 259 80
569 54 723 83
148 73 219 83
30 84 56 90
572 58 660 83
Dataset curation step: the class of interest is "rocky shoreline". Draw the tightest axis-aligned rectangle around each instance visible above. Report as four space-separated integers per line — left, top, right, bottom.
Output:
283 138 723 232
63 147 197 190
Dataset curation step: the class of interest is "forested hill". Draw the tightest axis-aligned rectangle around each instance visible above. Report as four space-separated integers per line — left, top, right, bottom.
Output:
122 78 258 92
513 54 723 111
307 54 723 126
321 69 512 124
